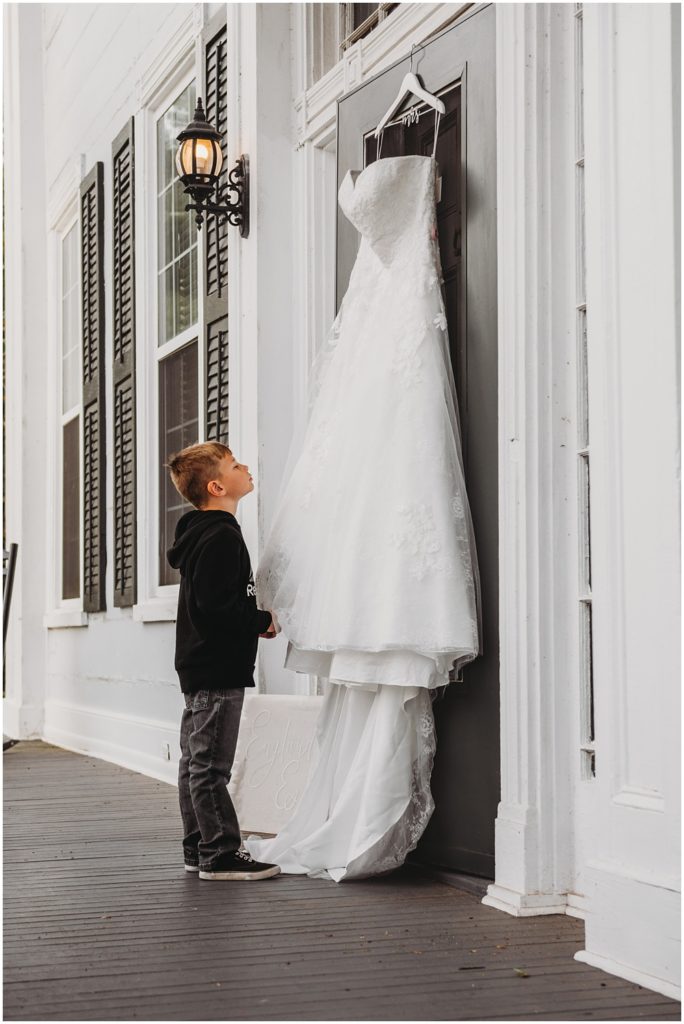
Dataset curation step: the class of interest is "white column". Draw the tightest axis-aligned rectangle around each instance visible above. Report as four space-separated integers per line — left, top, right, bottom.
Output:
228 2 303 694
3 4 49 738
483 3 579 915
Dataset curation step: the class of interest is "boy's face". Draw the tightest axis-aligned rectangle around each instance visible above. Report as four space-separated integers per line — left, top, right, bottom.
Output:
206 453 254 504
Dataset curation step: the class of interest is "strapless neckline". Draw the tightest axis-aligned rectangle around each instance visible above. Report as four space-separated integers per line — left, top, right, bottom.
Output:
344 154 436 191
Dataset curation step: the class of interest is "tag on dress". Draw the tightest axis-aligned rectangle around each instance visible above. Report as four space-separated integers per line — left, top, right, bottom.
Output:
435 175 443 203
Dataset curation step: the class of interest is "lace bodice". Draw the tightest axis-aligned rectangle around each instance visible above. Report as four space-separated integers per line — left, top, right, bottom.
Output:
338 155 439 267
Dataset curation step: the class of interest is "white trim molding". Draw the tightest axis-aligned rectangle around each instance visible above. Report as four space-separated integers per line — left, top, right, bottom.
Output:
44 610 89 630
293 2 474 146
133 52 198 619
483 2 579 917
46 205 86 623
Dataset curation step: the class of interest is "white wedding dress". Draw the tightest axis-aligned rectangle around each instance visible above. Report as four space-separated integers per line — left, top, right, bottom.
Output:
244 114 482 882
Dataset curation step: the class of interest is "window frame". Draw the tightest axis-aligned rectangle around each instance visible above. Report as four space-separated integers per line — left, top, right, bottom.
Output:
45 200 87 627
134 51 205 621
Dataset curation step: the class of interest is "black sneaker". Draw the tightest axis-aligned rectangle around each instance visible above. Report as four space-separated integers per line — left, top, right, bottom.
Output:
199 848 281 881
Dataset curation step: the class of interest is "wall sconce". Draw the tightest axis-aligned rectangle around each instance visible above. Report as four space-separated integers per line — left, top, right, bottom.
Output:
175 98 249 237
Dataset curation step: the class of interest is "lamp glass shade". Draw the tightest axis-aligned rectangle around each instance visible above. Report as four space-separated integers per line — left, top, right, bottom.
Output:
175 137 223 180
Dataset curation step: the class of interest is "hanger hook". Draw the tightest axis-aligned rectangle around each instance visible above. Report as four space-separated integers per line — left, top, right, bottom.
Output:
409 42 419 75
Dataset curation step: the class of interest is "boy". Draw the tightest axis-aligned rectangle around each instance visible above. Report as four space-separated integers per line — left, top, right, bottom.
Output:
165 440 282 881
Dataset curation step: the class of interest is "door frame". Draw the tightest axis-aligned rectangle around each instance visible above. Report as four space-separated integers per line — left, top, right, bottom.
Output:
335 3 500 879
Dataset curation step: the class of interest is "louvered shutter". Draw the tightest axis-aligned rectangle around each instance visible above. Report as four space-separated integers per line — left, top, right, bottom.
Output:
202 10 229 442
80 162 107 613
112 117 137 607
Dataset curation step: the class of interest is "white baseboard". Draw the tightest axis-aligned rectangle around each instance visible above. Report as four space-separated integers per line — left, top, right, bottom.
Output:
574 948 681 1002
482 883 568 916
43 701 180 785
576 858 681 999
3 698 45 740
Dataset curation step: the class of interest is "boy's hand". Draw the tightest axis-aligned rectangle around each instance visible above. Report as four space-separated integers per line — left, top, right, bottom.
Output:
259 609 280 638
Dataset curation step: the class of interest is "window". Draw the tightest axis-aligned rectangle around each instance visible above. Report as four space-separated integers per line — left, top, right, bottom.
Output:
158 342 198 585
157 84 199 346
339 2 398 52
307 4 398 87
60 223 81 600
156 81 200 586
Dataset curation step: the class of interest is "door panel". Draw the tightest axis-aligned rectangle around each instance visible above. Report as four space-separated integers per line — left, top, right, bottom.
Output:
336 4 498 878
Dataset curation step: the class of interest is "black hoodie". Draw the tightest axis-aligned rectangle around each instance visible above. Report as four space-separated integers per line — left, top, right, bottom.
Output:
166 509 273 693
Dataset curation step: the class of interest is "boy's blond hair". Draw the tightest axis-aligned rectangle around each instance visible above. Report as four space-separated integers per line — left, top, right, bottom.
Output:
165 441 232 510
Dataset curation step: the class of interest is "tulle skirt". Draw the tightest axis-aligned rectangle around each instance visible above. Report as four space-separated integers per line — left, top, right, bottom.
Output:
253 246 483 681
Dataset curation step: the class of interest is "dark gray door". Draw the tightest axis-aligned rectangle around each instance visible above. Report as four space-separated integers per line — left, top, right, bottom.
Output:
336 3 498 879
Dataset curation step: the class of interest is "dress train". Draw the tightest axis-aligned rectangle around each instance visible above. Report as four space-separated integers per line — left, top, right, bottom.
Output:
244 679 436 882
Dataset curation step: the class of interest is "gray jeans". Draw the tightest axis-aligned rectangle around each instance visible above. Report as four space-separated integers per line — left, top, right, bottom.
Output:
178 687 245 869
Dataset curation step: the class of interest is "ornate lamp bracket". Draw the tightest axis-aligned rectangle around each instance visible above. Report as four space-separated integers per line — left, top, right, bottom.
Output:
183 155 249 238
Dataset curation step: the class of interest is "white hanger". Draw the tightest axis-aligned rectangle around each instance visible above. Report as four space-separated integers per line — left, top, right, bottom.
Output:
374 46 446 138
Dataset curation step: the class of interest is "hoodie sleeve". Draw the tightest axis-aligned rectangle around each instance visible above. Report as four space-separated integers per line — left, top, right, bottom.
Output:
192 531 272 637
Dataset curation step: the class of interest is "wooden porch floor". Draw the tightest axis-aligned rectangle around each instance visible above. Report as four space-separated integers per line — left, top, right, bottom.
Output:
3 740 680 1021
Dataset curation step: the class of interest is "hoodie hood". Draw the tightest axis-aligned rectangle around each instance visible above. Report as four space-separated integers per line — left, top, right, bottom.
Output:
166 509 239 573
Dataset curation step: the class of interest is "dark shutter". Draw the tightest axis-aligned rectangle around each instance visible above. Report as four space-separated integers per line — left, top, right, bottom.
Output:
62 416 80 601
112 117 137 607
80 161 106 613
202 9 229 443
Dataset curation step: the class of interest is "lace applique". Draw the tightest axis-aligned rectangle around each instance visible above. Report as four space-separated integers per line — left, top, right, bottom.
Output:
255 545 289 608
389 503 441 581
296 413 337 509
449 492 476 589
391 339 426 390
389 274 446 394
310 418 333 463
390 308 439 391
330 311 342 341
419 708 433 734
450 492 465 519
